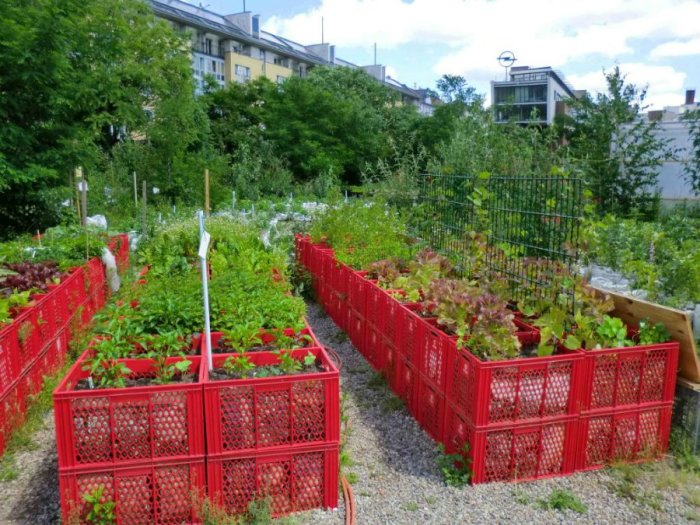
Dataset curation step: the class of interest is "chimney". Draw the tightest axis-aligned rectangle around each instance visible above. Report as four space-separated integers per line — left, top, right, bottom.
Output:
361 65 385 82
252 15 260 38
225 12 252 34
305 43 330 62
686 89 696 105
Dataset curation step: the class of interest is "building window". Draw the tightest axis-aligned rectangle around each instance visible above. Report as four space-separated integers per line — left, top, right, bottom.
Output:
235 65 250 78
205 38 212 55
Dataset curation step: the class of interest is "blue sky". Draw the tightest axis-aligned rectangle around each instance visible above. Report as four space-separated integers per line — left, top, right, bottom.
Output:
193 0 700 110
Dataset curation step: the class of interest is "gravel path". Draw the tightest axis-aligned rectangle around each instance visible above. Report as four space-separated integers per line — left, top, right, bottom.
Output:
0 413 60 524
0 302 696 524
302 302 699 525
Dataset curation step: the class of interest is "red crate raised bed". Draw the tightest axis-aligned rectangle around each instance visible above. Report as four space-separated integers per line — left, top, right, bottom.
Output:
581 342 679 413
443 401 578 484
200 342 339 455
207 443 339 518
54 355 204 470
445 336 584 427
59 457 205 525
577 402 672 471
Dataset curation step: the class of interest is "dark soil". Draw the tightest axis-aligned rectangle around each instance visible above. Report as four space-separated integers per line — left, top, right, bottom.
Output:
74 372 196 390
209 362 325 381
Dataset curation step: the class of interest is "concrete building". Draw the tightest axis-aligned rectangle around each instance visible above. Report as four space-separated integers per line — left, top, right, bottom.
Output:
644 89 700 203
491 66 577 125
150 0 431 113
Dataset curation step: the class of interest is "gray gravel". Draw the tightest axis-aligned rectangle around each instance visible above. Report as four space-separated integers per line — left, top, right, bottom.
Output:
300 302 700 525
0 302 696 524
0 412 60 524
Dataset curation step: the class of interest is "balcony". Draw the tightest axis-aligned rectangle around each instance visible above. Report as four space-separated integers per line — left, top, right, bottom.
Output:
192 42 225 58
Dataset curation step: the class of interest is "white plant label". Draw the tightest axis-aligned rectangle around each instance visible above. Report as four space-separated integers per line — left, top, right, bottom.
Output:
198 231 211 259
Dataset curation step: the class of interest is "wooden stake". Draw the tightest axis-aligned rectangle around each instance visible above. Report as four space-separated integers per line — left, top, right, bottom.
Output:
204 168 210 216
142 181 148 236
133 172 138 206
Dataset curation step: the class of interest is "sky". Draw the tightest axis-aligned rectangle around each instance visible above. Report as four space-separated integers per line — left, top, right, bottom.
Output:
191 0 700 110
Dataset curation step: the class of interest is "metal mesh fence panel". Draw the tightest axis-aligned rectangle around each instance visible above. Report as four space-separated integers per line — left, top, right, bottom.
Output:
415 172 583 307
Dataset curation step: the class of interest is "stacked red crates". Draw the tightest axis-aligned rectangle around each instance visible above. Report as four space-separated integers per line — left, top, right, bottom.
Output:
54 354 205 524
576 342 678 470
442 334 583 483
1 239 127 458
296 235 681 484
201 333 340 517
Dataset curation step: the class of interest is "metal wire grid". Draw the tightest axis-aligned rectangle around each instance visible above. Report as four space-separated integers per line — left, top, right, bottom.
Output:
417 173 583 306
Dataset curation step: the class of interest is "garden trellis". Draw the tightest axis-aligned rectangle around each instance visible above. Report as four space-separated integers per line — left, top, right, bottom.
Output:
415 172 584 309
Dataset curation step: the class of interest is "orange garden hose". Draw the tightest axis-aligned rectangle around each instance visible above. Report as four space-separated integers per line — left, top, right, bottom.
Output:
341 475 357 525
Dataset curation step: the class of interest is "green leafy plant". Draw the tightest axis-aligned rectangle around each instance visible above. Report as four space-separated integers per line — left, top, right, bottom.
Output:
151 358 191 385
537 489 587 514
275 350 303 375
83 485 116 525
435 443 472 487
222 355 255 378
637 318 671 345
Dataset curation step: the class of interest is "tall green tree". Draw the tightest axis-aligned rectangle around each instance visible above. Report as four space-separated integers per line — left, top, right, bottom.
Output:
0 0 204 236
563 67 674 217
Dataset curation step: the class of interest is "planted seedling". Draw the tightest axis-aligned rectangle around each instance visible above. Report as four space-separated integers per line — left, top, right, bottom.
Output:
435 443 472 487
222 355 256 378
83 485 116 525
276 350 303 375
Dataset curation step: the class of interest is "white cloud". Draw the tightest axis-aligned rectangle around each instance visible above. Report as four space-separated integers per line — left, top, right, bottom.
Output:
651 37 700 58
263 0 699 108
567 63 687 110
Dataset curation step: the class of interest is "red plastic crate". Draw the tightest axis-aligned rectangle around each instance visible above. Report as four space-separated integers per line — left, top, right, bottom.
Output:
365 323 384 371
348 310 367 356
63 267 88 315
207 443 339 517
200 347 339 455
384 342 399 390
46 281 70 329
54 356 205 469
378 290 403 349
394 356 418 418
0 322 20 397
319 249 336 286
416 377 446 442
347 271 368 317
0 379 27 450
31 292 58 349
418 318 450 392
397 303 423 364
446 339 583 427
581 342 679 413
330 262 351 299
59 457 205 525
577 402 672 471
14 307 42 374
443 402 577 484
365 280 383 326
